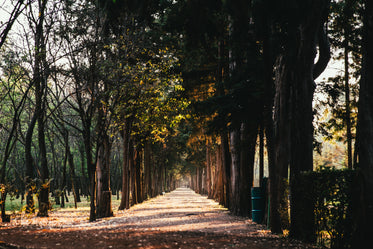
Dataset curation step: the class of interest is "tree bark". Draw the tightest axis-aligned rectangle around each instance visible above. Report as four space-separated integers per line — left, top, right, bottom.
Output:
229 124 240 215
119 119 131 210
272 0 331 239
135 149 143 204
206 140 212 198
84 124 96 221
239 122 256 217
31 0 50 218
353 1 373 247
144 140 151 200
343 1 354 169
221 131 231 209
259 123 264 186
96 131 113 218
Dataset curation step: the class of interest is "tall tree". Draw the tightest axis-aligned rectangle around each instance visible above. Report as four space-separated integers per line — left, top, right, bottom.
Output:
315 0 362 169
353 0 373 247
273 0 331 237
23 0 51 216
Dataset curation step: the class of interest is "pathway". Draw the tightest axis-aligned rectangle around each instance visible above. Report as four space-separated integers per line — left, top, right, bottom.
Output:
0 188 317 249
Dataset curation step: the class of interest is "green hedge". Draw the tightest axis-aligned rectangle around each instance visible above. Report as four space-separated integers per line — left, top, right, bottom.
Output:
294 167 354 248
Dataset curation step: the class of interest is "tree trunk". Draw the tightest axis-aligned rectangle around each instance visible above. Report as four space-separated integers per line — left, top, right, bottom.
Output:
135 149 143 204
259 7 280 233
130 144 137 205
144 140 151 200
96 134 113 218
290 2 330 241
238 122 253 217
119 119 131 210
259 123 264 186
240 122 257 217
216 146 224 205
221 132 231 208
344 22 353 169
206 140 212 198
61 135 68 208
64 130 79 209
273 0 331 240
84 126 96 221
33 0 49 218
229 124 241 215
353 1 373 247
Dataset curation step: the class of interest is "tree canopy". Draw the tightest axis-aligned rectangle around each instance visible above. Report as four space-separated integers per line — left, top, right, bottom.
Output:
0 1 372 248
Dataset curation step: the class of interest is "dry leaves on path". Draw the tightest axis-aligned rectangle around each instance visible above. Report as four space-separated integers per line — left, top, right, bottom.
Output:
0 188 318 249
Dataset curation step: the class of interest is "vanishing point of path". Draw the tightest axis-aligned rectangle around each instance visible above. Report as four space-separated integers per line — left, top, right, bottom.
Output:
0 188 317 249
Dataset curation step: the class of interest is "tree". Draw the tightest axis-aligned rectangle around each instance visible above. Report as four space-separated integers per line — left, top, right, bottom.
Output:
353 1 373 247
22 0 51 217
0 45 32 221
315 0 362 169
272 0 331 239
0 0 27 49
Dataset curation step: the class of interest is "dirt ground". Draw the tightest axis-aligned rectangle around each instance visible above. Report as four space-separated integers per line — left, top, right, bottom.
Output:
0 188 318 249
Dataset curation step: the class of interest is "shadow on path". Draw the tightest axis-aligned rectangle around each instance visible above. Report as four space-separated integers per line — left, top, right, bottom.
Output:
0 188 317 249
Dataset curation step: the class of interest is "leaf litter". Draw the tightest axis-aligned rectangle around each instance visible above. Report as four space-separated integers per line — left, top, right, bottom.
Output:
0 188 319 249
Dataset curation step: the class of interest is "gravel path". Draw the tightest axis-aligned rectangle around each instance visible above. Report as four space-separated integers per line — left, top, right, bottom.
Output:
0 188 318 249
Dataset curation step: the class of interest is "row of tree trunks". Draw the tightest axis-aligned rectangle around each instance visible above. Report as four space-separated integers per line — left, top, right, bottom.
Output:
118 118 179 211
190 124 257 218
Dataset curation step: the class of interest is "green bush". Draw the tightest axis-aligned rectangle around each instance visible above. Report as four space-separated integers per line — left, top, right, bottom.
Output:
295 167 354 248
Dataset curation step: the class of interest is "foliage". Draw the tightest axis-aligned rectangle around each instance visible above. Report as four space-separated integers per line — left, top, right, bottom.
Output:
314 0 363 158
294 167 355 248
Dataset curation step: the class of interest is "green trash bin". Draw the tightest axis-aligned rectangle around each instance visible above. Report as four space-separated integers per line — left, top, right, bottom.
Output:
251 187 265 223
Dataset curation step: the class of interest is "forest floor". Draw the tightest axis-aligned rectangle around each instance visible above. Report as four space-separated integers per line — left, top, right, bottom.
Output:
0 188 319 249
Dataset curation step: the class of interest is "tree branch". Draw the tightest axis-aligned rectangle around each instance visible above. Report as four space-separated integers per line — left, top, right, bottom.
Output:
313 25 331 80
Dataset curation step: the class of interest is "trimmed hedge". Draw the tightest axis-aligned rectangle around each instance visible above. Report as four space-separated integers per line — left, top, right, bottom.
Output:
293 167 354 248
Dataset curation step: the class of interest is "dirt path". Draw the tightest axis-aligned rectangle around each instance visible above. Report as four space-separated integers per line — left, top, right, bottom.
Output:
0 188 317 249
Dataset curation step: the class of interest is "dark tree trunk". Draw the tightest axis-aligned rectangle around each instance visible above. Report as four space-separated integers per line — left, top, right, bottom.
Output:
32 0 49 218
239 122 256 217
84 126 96 222
353 1 373 248
61 135 68 208
144 141 151 200
135 149 143 204
229 124 241 215
119 119 131 210
216 146 224 205
63 130 79 209
96 129 113 218
343 2 353 169
221 132 231 208
259 123 264 186
130 144 137 205
79 143 88 197
273 0 331 239
206 140 212 198
151 159 158 197
259 5 280 233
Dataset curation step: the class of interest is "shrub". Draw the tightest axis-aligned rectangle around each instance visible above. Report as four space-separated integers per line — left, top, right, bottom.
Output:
294 167 354 248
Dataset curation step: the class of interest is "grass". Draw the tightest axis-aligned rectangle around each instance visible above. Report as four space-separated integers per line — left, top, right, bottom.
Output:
4 193 122 213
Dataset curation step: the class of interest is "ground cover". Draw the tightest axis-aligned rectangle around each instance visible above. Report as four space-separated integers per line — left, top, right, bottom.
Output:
1 188 318 249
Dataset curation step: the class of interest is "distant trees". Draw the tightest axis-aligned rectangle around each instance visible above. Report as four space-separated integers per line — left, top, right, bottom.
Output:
1 0 187 223
316 0 362 169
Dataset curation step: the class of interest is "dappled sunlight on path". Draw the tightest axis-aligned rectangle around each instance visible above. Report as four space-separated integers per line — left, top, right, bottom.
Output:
0 188 317 249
